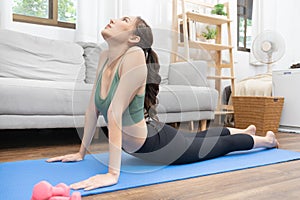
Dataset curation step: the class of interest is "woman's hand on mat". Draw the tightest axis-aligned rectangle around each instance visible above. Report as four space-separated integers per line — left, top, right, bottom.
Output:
46 152 83 162
70 173 119 190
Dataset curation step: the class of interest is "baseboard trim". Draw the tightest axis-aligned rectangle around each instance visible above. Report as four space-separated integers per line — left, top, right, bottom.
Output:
279 126 300 134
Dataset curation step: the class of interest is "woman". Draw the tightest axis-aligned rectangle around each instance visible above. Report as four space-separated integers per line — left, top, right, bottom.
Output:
47 16 279 190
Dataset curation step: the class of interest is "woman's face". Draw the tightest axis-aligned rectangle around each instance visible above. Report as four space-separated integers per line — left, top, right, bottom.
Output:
101 16 138 42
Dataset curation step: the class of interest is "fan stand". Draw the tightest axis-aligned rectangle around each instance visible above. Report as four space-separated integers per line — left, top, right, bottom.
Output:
267 63 273 74
266 53 273 74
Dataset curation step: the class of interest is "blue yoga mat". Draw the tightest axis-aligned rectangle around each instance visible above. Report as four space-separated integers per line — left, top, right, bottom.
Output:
1 148 300 200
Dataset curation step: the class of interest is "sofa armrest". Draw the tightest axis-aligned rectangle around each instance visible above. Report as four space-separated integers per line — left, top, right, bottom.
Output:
168 61 208 87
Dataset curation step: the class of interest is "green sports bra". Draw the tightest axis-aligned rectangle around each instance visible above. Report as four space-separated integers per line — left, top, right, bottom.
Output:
95 59 145 126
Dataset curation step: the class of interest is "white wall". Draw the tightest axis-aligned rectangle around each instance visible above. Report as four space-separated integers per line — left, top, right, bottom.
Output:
273 0 300 69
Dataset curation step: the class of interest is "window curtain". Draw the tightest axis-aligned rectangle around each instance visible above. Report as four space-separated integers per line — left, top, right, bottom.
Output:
118 0 173 64
75 0 120 43
75 0 173 62
0 0 13 29
249 0 263 65
249 0 277 66
76 0 223 62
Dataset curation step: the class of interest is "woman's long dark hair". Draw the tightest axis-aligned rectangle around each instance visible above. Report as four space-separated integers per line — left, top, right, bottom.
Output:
133 17 161 121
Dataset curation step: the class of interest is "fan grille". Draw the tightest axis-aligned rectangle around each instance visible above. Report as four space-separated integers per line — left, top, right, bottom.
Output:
252 30 285 64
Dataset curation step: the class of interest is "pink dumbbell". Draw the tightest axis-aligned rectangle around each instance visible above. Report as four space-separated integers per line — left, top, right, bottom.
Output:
49 191 81 200
31 181 70 200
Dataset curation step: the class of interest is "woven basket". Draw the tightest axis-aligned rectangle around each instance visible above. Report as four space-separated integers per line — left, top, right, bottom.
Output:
232 96 284 135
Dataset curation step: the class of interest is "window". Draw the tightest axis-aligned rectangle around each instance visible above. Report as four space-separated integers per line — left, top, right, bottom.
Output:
237 0 253 52
13 0 76 29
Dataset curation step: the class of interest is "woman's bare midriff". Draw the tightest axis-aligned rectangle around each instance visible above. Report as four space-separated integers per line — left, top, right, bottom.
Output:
122 119 147 153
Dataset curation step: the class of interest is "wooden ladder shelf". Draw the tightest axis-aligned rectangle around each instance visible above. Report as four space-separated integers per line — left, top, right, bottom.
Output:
172 0 235 115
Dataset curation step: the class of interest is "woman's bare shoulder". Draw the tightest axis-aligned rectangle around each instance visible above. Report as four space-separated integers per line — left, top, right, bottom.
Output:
123 47 145 64
123 46 145 65
127 46 144 54
119 46 147 78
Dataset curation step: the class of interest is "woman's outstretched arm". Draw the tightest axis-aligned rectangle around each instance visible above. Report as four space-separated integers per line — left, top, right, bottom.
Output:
107 47 147 177
47 51 107 162
70 47 147 190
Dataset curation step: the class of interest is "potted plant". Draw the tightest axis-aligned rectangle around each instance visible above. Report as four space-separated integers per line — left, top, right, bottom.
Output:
201 26 217 43
211 4 227 16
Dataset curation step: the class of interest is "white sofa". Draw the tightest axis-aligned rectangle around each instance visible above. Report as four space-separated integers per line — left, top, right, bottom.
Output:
0 29 218 129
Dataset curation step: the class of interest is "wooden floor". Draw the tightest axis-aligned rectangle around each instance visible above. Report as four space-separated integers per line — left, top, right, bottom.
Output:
1 127 300 200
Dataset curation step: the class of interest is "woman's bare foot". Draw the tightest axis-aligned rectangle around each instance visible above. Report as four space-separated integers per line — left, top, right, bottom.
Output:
228 125 256 135
265 131 279 148
245 125 256 135
251 131 279 149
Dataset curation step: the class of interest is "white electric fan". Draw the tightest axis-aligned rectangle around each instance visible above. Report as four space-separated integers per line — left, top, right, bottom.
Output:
252 30 286 73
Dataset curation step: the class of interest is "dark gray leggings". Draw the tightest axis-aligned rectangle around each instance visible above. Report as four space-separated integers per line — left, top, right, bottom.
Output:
130 121 254 165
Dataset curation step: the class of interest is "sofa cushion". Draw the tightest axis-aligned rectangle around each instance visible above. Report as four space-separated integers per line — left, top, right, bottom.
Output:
77 42 102 83
0 78 92 115
0 29 85 82
168 61 208 87
157 85 218 113
159 64 169 85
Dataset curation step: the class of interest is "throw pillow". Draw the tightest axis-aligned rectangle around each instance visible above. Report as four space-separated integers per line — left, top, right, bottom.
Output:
77 42 102 84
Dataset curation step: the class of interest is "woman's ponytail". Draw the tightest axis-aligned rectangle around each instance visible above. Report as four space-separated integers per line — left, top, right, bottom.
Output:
134 17 161 121
144 48 161 121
